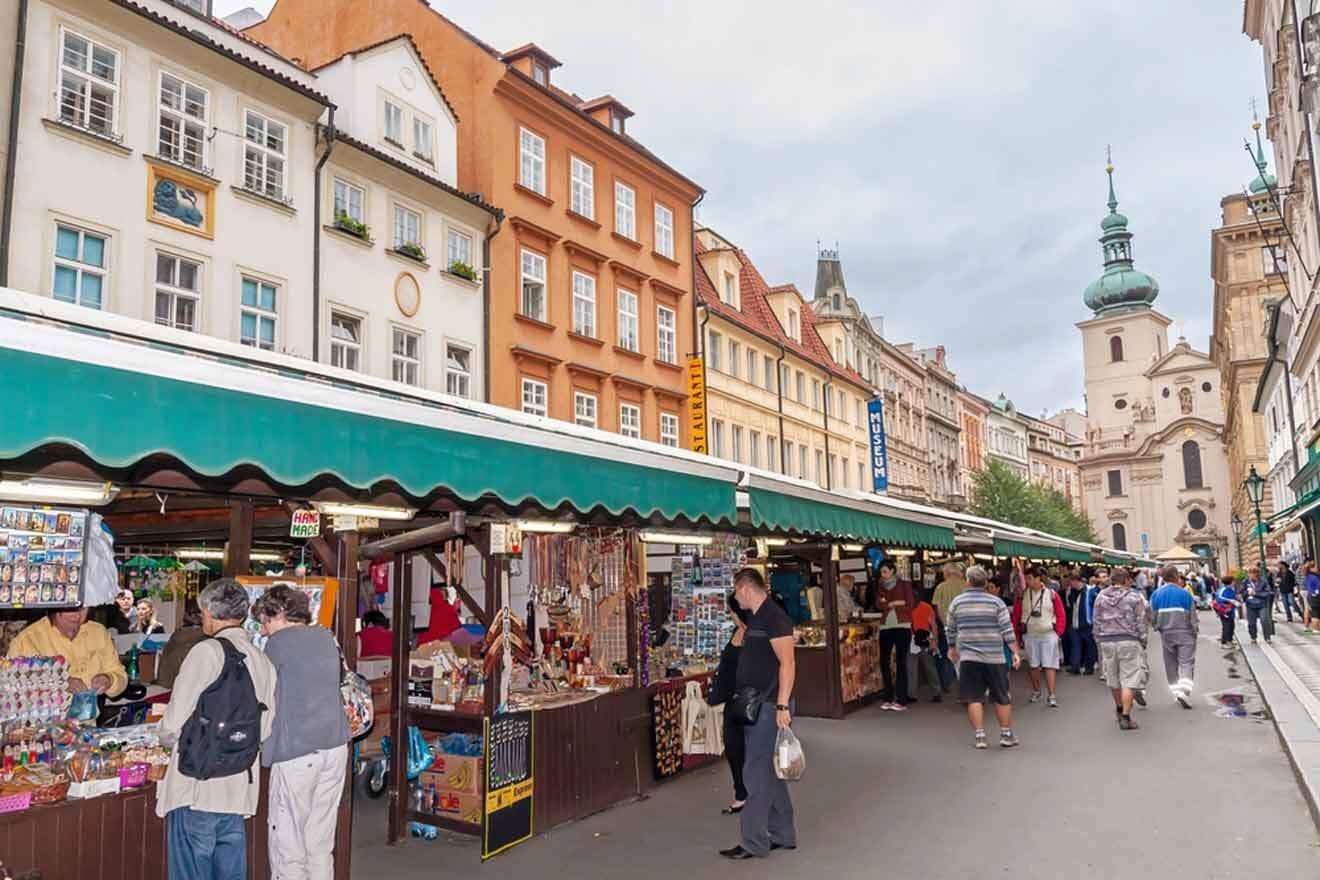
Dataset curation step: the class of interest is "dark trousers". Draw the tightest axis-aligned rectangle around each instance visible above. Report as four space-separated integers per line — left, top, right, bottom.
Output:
1066 627 1097 672
723 712 747 802
167 807 245 880
879 627 911 703
1246 605 1273 642
1280 592 1302 622
739 707 796 857
1220 615 1235 644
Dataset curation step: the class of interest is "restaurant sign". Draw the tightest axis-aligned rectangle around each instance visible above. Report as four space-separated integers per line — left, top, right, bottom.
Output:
687 357 708 454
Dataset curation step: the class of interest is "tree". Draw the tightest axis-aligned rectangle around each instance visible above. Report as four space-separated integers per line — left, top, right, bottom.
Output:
969 459 1098 544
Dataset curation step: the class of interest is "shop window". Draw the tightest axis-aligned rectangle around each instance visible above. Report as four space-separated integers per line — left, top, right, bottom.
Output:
521 378 547 417
660 412 679 447
445 344 471 398
391 327 421 386
239 275 277 350
59 28 120 137
1112 523 1127 551
330 312 362 372
1182 440 1203 489
243 110 287 201
572 271 596 337
158 72 208 170
520 249 547 321
574 392 597 428
52 224 106 309
154 251 200 331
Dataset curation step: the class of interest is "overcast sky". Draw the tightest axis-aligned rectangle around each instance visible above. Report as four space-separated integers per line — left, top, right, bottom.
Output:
218 1 1264 417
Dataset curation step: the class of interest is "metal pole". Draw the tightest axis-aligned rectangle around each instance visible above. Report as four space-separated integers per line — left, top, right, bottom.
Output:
1255 500 1268 567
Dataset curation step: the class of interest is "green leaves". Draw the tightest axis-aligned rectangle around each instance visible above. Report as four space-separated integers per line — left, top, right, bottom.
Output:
969 459 1097 544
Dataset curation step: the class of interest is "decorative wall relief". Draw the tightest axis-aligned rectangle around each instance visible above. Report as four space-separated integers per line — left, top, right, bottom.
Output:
146 159 215 239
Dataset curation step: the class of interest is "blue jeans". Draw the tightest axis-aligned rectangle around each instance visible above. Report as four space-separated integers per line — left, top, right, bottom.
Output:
167 807 246 880
1066 627 1097 672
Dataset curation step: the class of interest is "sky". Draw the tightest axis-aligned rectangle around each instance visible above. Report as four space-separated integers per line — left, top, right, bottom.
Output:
216 0 1265 417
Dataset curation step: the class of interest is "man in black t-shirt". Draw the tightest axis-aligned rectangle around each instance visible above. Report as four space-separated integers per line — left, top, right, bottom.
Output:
721 568 797 860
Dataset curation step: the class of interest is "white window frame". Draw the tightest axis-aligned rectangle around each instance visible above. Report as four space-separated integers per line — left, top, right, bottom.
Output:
520 127 546 195
708 330 723 372
767 436 777 472
614 181 636 239
660 412 679 447
750 430 761 468
153 250 201 332
570 156 594 219
657 305 677 364
58 27 120 137
729 340 740 379
521 378 548 417
574 391 598 428
391 326 422 386
329 310 364 372
392 203 422 252
445 343 472 398
242 109 288 201
732 425 744 463
521 249 547 321
157 71 209 170
620 403 641 438
239 274 278 350
332 177 365 225
51 222 108 310
446 227 473 271
412 115 434 163
711 419 725 458
572 271 597 337
654 202 674 258
746 348 758 386
384 99 404 146
617 289 639 352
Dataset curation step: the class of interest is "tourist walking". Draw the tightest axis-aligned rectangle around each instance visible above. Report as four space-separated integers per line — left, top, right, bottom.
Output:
710 595 749 815
1214 575 1241 645
1305 559 1320 633
1012 565 1065 707
1243 565 1274 644
1064 573 1098 675
1093 568 1151 731
874 561 915 711
1150 566 1197 709
946 565 1022 749
720 568 796 860
1277 561 1301 623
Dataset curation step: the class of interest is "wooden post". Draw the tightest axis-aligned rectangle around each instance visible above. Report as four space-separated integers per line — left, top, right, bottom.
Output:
334 530 359 880
387 552 410 845
820 547 843 718
222 499 254 577
481 529 501 716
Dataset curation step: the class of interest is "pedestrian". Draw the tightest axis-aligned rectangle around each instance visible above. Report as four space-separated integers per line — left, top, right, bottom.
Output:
946 565 1022 749
1064 573 1098 675
1135 567 1151 599
1305 559 1320 634
1213 575 1241 646
873 561 915 711
1277 561 1301 623
252 585 351 880
1150 565 1197 709
719 568 796 860
1242 564 1274 644
909 596 943 702
157 578 277 880
931 562 968 624
1012 564 1065 707
710 594 749 815
1093 568 1151 731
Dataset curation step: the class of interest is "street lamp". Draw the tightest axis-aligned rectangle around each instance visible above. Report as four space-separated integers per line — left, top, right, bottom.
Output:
1231 512 1244 569
1243 466 1267 567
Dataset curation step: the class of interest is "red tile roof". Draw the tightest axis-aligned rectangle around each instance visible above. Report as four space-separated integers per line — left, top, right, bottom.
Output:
694 238 872 392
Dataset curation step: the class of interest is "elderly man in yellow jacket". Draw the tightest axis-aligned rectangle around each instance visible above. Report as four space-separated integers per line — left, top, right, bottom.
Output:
8 607 128 697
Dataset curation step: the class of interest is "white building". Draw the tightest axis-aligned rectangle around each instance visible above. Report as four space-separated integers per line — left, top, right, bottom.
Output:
311 35 499 398
904 344 964 508
986 394 1029 478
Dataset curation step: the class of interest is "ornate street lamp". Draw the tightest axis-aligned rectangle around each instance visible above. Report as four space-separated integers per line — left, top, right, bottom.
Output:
1231 512 1244 568
1243 466 1267 566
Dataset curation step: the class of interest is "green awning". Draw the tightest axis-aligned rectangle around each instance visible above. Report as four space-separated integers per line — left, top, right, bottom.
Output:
1057 547 1093 564
993 537 1071 561
0 343 738 524
748 487 956 549
1102 554 1129 566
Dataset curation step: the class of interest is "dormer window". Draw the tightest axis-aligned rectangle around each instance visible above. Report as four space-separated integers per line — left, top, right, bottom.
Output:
787 309 800 341
532 62 548 86
384 100 404 147
722 271 736 305
611 112 625 134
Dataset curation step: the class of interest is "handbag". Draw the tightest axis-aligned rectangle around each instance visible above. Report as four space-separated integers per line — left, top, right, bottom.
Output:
728 684 771 726
681 681 713 754
336 640 374 740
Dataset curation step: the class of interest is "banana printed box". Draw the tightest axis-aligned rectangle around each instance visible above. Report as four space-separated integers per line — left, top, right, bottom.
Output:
422 754 483 795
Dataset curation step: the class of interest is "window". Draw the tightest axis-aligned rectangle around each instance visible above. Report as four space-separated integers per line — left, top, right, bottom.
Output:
572 272 596 337
617 290 639 351
574 392 598 428
153 252 200 331
1201 381 1212 393
384 100 404 145
412 117 433 162
799 446 808 480
1109 336 1124 362
811 379 821 411
445 344 471 398
784 442 794 475
570 157 594 219
521 250 547 320
657 306 676 364
796 371 805 403
722 272 736 305
855 399 863 427
765 355 775 392
1107 469 1123 497
51 224 106 309
239 276 277 350
815 450 824 486
532 62 548 86
611 112 625 134
750 431 761 468
708 330 723 371
1186 509 1206 530
660 412 679 447
59 29 119 136
732 426 743 462
392 205 422 252
838 390 846 418
389 327 421 385
788 309 800 341
1114 398 1128 410
158 73 208 169
767 436 777 471
746 349 758 386
654 203 674 258
1271 406 1280 432
615 182 635 239
1182 440 1204 489
1111 523 1127 552
834 339 843 363
330 312 362 371
858 461 865 490
519 128 546 195
243 110 287 200
333 178 364 224
521 378 548 416
711 420 725 458
729 340 740 378
829 454 838 486
1263 245 1286 276
447 228 472 271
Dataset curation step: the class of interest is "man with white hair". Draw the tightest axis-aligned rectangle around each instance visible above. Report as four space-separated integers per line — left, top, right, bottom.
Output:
947 565 1022 749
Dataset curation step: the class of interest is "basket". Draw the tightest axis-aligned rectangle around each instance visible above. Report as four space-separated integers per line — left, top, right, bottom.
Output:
147 763 168 782
118 763 149 789
30 781 69 805
0 791 32 813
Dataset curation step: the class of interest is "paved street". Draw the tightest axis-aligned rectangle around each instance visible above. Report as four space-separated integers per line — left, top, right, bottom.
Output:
352 621 1319 878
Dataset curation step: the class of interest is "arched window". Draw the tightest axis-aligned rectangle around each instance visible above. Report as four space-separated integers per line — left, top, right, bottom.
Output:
1110 336 1124 362
1112 523 1127 551
1182 440 1203 489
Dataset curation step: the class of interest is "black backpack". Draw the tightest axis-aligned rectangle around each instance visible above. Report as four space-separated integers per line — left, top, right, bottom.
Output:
177 635 267 781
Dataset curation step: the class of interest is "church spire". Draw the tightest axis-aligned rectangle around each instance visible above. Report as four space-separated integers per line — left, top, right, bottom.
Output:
1083 149 1160 316
1248 107 1277 194
1106 145 1119 215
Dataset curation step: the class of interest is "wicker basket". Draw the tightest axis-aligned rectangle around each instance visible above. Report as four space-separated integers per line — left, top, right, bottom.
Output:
30 781 69 805
147 763 168 782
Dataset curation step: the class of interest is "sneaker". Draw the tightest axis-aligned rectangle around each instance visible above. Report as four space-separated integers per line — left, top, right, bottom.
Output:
1000 730 1020 748
889 702 908 712
880 702 895 711
1029 691 1042 704
1118 715 1139 730
974 730 988 749
1133 690 1147 708
1176 694 1192 709
1047 695 1058 708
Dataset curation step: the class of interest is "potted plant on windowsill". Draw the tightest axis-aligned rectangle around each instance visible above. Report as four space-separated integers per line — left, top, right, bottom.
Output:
333 211 372 243
395 242 427 262
448 260 478 282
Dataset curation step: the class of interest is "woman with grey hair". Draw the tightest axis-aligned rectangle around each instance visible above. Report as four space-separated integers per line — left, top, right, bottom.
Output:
254 584 350 880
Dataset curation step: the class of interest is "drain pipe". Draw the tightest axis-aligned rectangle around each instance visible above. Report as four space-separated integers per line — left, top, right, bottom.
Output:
482 211 504 402
697 303 711 454
312 109 336 362
0 0 30 286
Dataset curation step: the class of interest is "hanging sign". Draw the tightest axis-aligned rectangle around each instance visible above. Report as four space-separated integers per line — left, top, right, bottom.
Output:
489 522 523 557
867 397 889 492
482 711 534 859
687 357 708 454
289 509 321 539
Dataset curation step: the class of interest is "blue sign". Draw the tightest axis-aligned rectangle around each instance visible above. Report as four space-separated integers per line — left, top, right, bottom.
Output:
1140 532 1149 555
867 397 889 492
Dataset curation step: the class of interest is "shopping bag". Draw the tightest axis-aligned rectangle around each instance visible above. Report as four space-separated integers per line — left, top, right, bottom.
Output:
406 726 433 781
774 726 805 782
705 700 725 755
335 639 374 739
681 680 712 754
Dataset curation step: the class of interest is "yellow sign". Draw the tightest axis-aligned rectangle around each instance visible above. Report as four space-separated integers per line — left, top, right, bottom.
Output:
687 357 708 454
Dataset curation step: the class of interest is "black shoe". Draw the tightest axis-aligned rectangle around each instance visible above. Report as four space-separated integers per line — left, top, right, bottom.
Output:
770 843 797 852
720 846 756 860
1133 691 1147 708
1119 715 1139 730
1176 695 1192 709
721 802 745 815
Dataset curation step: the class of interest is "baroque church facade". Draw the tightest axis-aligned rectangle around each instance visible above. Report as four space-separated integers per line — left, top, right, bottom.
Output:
1076 163 1233 567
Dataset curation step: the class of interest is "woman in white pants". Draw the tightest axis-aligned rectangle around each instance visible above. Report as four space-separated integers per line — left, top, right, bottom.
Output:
253 585 350 880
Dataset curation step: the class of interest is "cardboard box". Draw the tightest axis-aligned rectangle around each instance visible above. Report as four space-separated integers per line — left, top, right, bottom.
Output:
358 658 391 681
369 679 391 715
427 789 482 825
421 754 482 795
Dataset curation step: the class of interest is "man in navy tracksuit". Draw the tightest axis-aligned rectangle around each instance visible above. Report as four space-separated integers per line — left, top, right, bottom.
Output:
1150 566 1198 709
1063 573 1097 675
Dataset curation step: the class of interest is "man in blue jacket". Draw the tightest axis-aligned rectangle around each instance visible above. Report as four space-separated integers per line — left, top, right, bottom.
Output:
1063 573 1097 675
1150 566 1198 709
1243 564 1274 644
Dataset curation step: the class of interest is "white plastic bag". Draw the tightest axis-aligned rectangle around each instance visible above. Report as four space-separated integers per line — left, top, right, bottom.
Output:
774 726 805 781
681 681 713 754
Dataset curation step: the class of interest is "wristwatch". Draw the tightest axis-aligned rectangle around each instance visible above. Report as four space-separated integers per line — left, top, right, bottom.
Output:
775 704 790 711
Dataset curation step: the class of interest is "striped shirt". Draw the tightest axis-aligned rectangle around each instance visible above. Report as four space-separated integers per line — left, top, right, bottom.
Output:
946 587 1016 664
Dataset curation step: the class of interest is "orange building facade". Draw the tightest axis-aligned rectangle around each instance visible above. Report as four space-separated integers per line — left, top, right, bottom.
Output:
248 1 702 444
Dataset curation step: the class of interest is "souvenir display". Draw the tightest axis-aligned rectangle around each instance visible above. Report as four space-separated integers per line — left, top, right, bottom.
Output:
651 687 683 778
0 656 71 726
0 721 169 811
661 535 742 677
0 506 88 608
838 623 882 703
